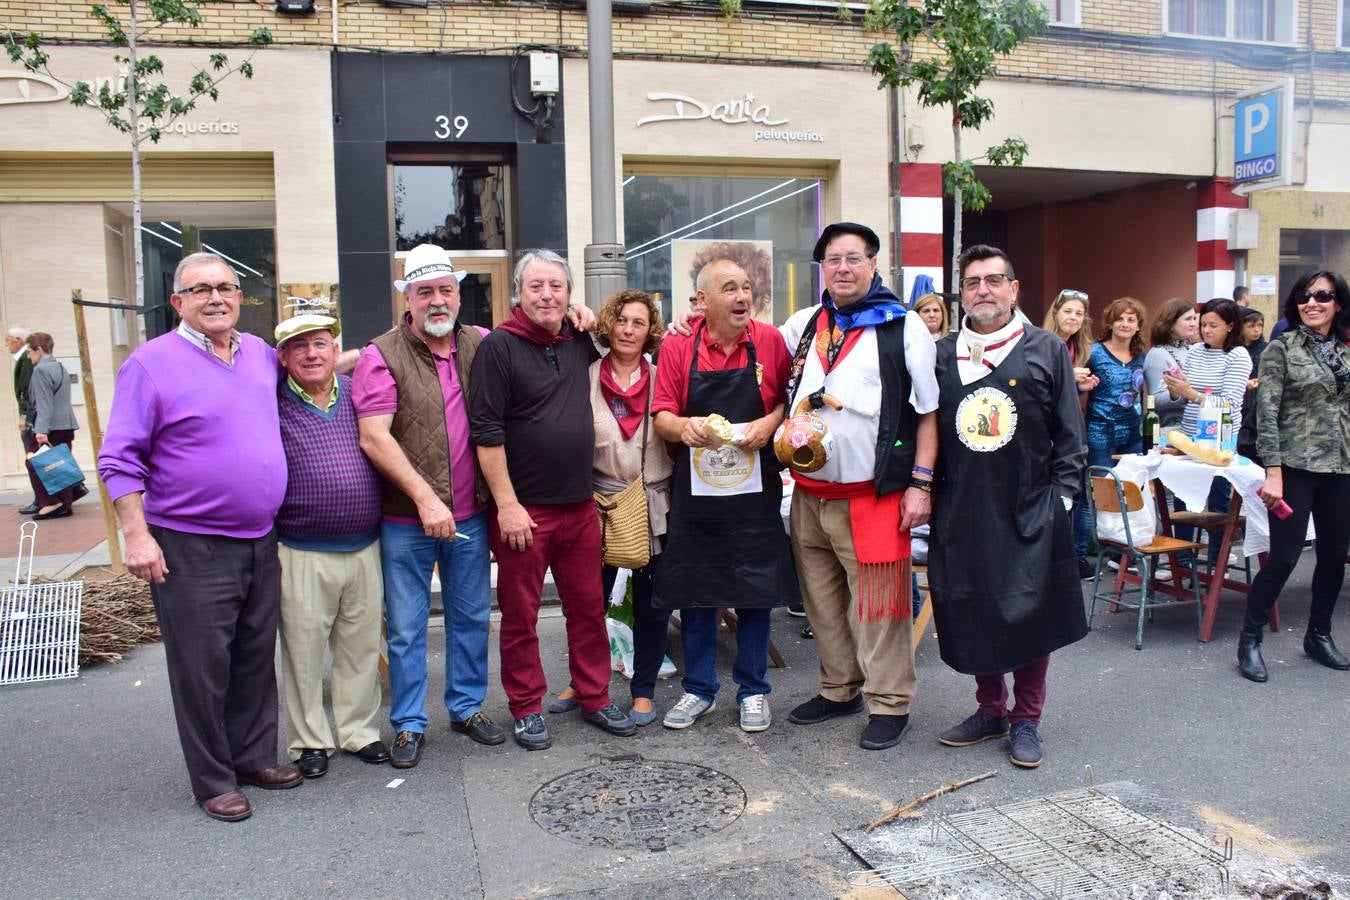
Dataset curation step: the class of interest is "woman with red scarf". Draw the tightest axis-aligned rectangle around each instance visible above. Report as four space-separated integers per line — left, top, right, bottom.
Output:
549 290 673 725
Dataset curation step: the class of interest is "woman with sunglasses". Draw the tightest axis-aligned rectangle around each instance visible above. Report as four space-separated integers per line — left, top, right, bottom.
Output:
1236 272 1350 682
1043 290 1098 398
1074 296 1148 577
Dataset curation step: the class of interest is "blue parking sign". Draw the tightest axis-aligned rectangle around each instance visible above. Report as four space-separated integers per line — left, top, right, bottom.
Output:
1234 89 1282 184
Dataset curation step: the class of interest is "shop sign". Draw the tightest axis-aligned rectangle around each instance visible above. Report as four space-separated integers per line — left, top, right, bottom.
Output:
637 91 824 143
281 283 339 321
1232 78 1291 189
0 71 70 106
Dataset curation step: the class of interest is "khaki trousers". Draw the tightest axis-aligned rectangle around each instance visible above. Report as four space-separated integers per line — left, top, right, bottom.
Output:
278 541 384 758
789 492 916 714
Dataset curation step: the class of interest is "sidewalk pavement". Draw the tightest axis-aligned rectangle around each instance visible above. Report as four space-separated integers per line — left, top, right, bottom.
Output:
1 490 1347 898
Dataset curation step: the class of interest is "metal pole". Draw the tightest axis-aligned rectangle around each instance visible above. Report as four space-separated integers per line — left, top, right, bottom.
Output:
583 0 627 310
889 84 904 299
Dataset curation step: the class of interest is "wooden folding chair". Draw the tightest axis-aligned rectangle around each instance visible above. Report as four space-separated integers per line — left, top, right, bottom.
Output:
1087 467 1205 649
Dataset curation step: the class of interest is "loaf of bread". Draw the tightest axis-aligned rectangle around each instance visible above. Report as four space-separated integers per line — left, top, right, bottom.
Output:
703 413 736 447
1165 429 1233 466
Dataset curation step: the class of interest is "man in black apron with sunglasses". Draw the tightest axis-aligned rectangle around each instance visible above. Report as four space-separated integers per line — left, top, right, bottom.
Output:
652 257 797 734
929 244 1087 771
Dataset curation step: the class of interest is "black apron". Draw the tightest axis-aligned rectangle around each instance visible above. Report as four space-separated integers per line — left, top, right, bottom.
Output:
653 323 798 610
929 338 1087 675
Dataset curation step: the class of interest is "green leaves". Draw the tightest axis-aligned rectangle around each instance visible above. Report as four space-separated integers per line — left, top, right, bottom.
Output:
865 0 1047 213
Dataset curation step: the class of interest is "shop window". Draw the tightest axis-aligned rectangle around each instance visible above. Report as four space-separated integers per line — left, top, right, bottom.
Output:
1341 0 1350 47
1166 0 1294 42
141 222 277 341
1037 0 1080 26
393 164 507 252
622 174 823 326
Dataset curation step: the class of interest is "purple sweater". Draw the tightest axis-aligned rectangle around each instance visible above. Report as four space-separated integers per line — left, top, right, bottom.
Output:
275 375 381 551
98 332 287 539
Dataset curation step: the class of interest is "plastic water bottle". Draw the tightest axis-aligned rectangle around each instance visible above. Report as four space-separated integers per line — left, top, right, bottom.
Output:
1195 388 1221 450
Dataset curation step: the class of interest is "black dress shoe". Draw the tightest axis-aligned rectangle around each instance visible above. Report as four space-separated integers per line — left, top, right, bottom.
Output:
1237 631 1268 683
297 749 328 779
33 505 72 520
18 502 38 515
1304 630 1350 671
346 740 390 764
450 711 506 745
72 483 89 502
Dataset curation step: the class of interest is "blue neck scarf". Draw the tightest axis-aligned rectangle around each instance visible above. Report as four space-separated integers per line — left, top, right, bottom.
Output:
823 275 908 332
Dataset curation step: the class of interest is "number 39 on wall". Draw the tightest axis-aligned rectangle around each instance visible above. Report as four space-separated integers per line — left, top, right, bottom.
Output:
434 115 469 139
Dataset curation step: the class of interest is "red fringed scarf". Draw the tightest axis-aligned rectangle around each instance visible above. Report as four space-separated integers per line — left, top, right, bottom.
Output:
792 477 912 621
598 358 650 440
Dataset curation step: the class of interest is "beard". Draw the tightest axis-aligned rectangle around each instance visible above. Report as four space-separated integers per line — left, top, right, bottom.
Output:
421 304 455 337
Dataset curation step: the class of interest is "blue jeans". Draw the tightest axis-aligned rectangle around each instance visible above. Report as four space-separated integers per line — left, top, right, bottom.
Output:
680 607 771 703
381 513 491 731
1075 438 1142 559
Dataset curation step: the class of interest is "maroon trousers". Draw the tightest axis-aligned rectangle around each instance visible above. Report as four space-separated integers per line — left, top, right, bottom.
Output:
490 500 613 719
975 654 1050 725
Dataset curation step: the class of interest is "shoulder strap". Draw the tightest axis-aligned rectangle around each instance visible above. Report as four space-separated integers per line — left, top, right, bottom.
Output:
784 307 827 411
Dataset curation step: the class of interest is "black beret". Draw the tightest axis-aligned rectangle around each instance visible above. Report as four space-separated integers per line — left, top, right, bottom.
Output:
812 222 881 262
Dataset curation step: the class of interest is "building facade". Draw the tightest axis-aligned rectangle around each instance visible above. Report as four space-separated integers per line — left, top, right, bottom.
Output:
2 0 1348 481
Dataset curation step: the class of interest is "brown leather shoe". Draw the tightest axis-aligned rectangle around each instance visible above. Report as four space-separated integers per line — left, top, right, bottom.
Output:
199 789 251 822
236 765 303 790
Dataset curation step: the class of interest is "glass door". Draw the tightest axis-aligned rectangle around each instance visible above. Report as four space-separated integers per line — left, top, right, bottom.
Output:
392 252 511 329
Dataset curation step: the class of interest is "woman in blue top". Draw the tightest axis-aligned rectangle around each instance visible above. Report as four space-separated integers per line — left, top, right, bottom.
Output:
1074 296 1147 570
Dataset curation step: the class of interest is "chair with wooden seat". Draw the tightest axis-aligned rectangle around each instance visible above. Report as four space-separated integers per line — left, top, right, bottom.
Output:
1087 467 1206 649
1170 504 1252 584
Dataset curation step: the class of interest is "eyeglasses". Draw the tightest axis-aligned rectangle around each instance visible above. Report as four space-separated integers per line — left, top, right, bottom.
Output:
181 282 241 299
1301 289 1336 304
821 254 873 270
960 273 1010 292
284 338 333 352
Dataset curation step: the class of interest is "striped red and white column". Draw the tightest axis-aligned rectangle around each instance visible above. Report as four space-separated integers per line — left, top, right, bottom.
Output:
898 163 944 301
1195 179 1247 301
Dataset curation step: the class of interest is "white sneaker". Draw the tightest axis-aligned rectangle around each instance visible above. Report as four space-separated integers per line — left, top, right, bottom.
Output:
663 693 715 729
739 694 772 733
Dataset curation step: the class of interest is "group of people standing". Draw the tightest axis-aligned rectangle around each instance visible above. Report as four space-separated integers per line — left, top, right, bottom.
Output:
1039 275 1350 682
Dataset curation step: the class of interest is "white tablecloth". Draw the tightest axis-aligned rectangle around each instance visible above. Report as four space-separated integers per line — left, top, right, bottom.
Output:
1111 452 1292 558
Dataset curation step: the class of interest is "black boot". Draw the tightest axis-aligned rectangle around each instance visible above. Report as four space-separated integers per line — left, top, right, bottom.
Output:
1237 630 1268 683
1303 629 1350 671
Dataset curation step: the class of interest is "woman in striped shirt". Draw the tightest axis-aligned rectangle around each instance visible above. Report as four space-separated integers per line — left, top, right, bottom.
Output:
1162 298 1252 568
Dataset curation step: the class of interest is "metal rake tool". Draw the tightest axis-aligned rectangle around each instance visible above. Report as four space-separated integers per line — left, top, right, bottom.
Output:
0 521 85 685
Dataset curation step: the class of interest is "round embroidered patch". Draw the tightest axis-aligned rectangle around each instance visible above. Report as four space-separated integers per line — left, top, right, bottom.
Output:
956 387 1018 452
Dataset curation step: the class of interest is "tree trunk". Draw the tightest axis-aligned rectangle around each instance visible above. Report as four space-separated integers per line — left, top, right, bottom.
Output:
127 0 145 308
950 103 962 293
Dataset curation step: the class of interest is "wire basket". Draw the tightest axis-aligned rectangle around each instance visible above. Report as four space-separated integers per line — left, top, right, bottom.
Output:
0 521 84 685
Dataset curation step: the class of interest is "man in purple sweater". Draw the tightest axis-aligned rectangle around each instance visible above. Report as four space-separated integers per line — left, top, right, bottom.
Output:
98 252 301 822
274 314 388 780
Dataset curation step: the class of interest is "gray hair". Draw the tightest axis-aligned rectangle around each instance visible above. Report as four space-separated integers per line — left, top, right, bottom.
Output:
173 252 235 292
6 325 30 340
512 249 573 304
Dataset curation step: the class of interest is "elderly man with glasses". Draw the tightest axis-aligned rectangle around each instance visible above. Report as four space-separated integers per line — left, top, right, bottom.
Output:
780 222 939 752
99 252 301 822
927 244 1087 770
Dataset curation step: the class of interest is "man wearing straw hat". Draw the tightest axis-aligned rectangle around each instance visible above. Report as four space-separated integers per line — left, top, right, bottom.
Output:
273 313 387 780
98 251 301 822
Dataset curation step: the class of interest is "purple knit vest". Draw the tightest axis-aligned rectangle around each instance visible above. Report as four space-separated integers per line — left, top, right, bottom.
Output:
276 375 382 539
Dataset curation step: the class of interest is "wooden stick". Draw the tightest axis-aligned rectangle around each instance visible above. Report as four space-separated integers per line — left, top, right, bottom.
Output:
865 771 997 832
72 291 125 574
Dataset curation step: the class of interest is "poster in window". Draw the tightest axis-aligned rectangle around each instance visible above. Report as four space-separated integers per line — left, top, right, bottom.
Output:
670 240 774 324
280 283 340 324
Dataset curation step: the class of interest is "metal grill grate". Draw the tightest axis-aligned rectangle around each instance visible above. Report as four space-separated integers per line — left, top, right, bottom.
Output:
852 788 1231 899
0 522 84 685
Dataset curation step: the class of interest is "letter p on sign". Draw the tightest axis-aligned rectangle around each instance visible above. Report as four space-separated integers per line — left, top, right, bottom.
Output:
1242 104 1267 156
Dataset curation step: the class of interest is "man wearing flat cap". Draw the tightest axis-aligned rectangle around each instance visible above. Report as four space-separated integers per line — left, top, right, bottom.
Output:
274 314 388 779
354 243 503 767
781 222 938 752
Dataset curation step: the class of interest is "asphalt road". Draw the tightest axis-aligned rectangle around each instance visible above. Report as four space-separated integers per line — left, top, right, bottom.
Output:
1 559 1346 899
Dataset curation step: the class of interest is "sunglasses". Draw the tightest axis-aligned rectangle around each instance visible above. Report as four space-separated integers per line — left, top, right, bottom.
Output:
1057 290 1088 301
1301 289 1337 304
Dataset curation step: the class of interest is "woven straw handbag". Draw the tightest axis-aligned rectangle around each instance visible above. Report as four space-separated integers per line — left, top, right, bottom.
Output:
594 383 651 570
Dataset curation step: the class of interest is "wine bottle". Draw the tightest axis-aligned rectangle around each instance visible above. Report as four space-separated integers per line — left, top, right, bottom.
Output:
1142 394 1160 453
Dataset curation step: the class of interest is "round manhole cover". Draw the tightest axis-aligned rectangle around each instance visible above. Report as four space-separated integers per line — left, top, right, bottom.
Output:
529 756 746 851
